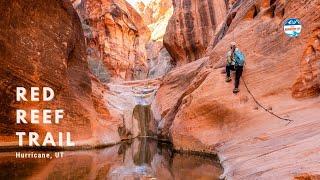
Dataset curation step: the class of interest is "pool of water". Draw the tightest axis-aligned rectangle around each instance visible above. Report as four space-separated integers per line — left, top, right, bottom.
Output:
0 138 222 179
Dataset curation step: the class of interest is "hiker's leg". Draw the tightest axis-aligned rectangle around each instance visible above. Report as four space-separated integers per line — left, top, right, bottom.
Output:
235 66 243 88
226 65 236 76
226 65 231 77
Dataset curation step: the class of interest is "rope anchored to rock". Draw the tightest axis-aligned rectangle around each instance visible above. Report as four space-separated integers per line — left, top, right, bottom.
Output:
241 77 294 125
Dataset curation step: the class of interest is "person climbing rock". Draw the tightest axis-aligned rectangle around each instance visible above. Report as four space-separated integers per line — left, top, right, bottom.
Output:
225 42 245 94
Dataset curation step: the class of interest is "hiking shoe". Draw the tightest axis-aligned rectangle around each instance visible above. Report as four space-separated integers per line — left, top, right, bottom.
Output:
233 88 239 94
225 77 231 82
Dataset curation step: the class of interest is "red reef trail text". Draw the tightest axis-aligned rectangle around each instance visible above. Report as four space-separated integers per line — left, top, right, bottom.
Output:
15 87 75 147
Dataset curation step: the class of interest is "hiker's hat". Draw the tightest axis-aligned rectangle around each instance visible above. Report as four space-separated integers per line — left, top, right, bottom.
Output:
230 42 237 47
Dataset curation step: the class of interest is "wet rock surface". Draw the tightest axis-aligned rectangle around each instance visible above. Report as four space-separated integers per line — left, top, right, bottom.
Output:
133 105 155 137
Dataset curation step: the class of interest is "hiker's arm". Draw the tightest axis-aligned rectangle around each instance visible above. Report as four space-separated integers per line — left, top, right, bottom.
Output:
226 52 232 65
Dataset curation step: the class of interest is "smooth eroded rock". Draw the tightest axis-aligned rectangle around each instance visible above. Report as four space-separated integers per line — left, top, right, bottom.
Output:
156 0 320 179
0 0 122 147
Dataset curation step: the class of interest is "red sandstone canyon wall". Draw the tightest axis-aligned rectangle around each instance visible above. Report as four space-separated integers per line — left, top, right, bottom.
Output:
154 0 320 178
133 0 173 41
163 0 228 65
0 0 123 147
72 0 151 81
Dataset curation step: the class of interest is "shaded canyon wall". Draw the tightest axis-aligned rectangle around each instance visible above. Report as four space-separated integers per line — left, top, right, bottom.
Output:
164 0 228 65
0 0 143 148
72 0 151 81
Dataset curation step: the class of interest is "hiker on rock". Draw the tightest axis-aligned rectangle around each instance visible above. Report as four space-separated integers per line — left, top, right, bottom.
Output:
225 42 245 94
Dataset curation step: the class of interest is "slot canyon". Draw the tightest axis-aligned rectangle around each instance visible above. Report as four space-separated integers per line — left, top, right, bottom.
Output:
0 0 319 179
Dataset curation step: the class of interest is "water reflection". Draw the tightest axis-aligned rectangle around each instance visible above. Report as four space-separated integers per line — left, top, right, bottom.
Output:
0 138 222 180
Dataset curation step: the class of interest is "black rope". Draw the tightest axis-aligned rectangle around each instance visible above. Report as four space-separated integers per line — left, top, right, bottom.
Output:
241 77 294 125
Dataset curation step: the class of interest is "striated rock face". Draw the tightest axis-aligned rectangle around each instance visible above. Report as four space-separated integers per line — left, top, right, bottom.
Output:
164 0 228 65
292 28 320 98
154 0 320 179
152 58 212 139
0 0 123 147
72 0 151 81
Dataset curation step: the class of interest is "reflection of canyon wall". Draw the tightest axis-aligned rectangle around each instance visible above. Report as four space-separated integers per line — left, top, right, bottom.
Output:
155 0 320 179
2 138 221 179
0 0 124 147
73 0 151 81
164 0 227 65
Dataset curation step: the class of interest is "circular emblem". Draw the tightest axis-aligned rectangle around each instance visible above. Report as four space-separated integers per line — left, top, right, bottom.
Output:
283 18 302 37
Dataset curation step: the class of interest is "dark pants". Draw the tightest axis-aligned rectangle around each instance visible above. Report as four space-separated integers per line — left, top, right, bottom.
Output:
226 65 243 88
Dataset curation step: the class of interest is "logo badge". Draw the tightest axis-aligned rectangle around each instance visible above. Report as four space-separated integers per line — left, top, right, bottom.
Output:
283 18 302 37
